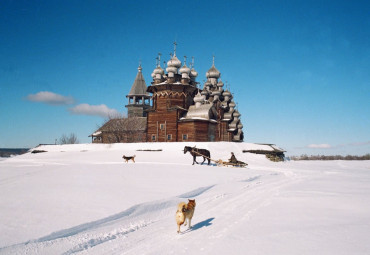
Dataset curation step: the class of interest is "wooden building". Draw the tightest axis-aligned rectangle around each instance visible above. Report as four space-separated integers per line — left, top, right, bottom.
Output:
91 44 244 143
90 117 147 143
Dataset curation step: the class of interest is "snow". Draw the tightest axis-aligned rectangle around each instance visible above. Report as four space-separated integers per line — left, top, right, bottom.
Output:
0 142 369 254
91 131 102 136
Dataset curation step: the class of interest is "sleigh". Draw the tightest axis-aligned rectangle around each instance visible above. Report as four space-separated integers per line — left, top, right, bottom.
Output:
188 148 248 168
216 159 248 168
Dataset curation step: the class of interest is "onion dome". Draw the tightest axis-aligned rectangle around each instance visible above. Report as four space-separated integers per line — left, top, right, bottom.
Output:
167 54 181 68
194 91 204 108
194 91 204 103
201 89 208 97
206 65 220 79
229 100 236 108
206 56 221 79
151 72 155 78
154 66 164 75
190 68 198 78
222 90 231 97
189 56 198 78
212 90 221 101
179 63 191 75
204 80 212 89
166 65 177 74
233 110 241 118
167 42 182 68
229 118 238 129
212 90 221 96
217 79 224 88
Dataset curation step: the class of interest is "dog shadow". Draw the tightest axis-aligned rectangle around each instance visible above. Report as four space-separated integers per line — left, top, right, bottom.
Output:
182 217 215 234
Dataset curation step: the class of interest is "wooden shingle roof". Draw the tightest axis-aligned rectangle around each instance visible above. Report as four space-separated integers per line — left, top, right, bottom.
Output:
127 66 150 96
97 117 147 132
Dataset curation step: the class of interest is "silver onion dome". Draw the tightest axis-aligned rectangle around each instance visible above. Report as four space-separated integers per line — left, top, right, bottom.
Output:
190 68 198 77
217 79 224 87
206 65 221 79
201 90 208 100
189 56 198 78
229 100 236 108
153 66 164 75
212 90 221 96
194 91 204 103
166 65 177 73
233 110 241 118
222 90 231 97
201 90 209 96
179 63 190 74
167 54 182 68
204 80 212 88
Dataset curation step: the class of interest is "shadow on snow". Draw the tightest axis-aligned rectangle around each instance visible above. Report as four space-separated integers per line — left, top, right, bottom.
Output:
181 217 215 234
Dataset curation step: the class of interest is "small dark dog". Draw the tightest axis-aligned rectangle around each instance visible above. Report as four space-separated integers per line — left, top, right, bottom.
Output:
122 155 136 163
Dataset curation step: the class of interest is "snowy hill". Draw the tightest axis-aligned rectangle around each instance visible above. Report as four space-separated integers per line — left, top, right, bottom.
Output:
0 142 369 254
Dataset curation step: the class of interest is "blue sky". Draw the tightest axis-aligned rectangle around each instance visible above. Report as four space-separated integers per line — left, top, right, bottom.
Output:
1 0 369 156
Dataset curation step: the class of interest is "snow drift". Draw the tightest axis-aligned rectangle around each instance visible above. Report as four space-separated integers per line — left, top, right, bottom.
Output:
0 142 369 254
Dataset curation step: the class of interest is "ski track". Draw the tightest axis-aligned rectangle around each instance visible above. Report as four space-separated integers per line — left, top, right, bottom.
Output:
0 166 297 255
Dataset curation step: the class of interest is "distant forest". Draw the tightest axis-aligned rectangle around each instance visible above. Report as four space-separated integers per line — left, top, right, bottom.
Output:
290 154 370 161
0 149 29 158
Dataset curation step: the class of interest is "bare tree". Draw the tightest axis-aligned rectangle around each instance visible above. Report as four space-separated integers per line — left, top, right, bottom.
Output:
59 133 79 144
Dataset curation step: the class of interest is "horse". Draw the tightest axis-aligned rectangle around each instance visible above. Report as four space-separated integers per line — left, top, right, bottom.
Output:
184 146 211 165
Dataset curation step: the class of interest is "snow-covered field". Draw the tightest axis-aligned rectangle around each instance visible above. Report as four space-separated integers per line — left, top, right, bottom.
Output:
0 142 369 255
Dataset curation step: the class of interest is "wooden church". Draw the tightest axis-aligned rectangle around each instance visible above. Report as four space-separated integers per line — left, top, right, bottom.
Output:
90 44 244 143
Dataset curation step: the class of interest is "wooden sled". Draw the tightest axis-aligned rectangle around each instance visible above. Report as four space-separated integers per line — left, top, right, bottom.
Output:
216 159 248 168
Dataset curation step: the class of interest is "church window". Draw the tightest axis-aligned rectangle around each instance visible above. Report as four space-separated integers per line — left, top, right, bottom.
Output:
167 134 172 140
151 135 156 141
182 134 188 140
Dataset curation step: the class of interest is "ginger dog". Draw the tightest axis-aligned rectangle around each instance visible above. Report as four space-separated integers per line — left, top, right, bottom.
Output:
175 199 196 233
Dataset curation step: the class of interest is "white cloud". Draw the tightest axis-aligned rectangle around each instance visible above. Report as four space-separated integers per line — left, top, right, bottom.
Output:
69 104 120 118
27 91 75 105
307 144 332 149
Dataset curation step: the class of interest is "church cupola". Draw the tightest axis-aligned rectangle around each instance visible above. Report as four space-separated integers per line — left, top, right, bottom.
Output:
212 90 221 102
194 90 204 108
166 42 181 78
179 56 191 83
189 56 198 82
206 55 221 80
201 89 208 100
222 90 231 100
153 53 165 83
217 79 224 91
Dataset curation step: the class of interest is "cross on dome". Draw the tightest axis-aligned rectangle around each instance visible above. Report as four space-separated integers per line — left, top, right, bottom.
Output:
173 41 177 56
158 52 162 67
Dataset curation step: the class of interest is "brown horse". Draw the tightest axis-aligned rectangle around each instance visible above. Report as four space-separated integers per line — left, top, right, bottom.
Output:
184 146 211 165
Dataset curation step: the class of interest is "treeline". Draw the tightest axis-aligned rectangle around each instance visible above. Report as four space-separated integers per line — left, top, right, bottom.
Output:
290 154 370 161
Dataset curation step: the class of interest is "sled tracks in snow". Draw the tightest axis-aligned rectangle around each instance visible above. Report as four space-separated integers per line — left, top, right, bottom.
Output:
0 185 218 254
